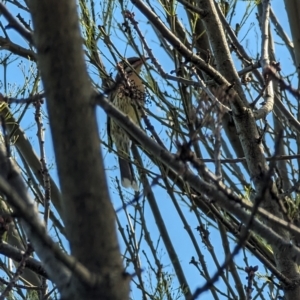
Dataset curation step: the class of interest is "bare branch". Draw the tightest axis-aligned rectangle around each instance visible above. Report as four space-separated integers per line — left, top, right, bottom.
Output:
0 3 33 44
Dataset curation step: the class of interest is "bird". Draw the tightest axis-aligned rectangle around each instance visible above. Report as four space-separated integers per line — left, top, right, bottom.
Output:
108 56 147 191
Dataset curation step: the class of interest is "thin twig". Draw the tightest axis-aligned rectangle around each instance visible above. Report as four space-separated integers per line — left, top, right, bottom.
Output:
2 93 45 105
34 99 50 297
0 3 33 44
0 243 34 300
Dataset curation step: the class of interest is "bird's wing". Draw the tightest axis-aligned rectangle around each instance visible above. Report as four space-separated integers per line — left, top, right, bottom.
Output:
107 88 117 151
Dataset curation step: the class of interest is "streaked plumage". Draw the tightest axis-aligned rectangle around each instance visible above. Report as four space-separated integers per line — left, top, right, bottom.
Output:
108 57 146 190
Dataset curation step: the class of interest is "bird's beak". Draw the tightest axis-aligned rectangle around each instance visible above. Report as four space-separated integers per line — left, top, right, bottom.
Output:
129 57 148 72
143 56 150 63
135 56 149 67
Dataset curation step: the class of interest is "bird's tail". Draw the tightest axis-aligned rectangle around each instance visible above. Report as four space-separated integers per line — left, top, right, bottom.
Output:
118 157 139 191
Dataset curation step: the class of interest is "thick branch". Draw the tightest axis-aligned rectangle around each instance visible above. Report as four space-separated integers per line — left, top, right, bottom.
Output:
28 0 129 298
0 241 48 278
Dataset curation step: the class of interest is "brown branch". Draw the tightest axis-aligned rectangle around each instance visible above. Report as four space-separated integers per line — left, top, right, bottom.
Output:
199 154 300 164
0 146 98 289
130 0 227 85
0 37 36 60
270 8 295 64
176 0 208 17
263 66 300 99
0 242 48 278
1 93 44 105
34 99 50 297
95 93 300 242
0 3 33 44
0 243 34 300
34 100 51 226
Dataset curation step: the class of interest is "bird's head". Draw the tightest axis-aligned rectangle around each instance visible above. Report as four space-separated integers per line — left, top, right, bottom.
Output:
116 56 148 79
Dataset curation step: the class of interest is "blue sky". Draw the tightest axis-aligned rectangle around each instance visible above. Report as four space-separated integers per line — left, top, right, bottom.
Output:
0 0 294 299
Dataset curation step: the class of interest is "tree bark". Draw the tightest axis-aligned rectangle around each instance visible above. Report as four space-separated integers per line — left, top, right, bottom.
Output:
28 0 129 299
